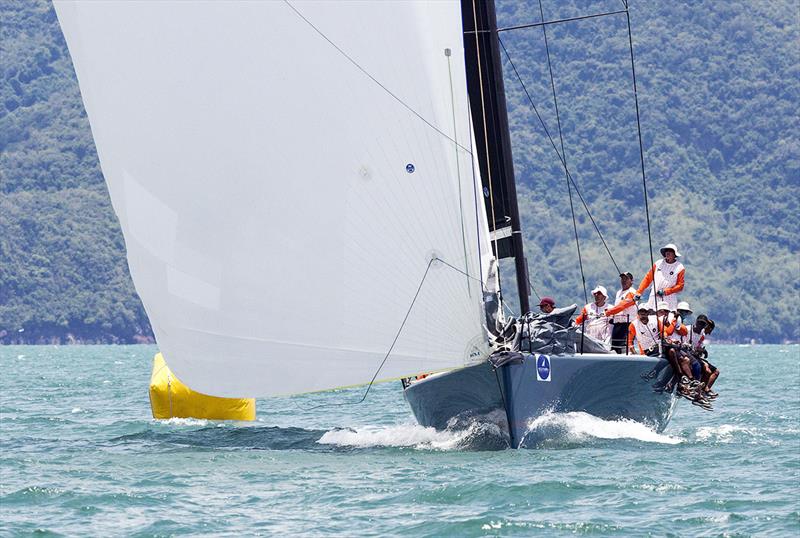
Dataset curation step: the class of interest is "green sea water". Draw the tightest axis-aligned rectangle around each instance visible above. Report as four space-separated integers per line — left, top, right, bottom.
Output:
1 345 798 536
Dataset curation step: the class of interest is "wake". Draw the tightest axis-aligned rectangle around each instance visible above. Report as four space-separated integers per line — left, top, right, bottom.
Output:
318 411 509 451
520 411 682 448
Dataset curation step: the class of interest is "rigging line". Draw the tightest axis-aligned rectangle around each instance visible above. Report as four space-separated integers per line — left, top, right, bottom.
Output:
528 281 540 302
282 0 471 154
537 0 588 306
298 258 436 410
525 259 541 301
434 256 484 284
497 36 621 275
493 9 628 33
446 49 471 296
296 256 483 410
470 0 502 269
623 3 657 300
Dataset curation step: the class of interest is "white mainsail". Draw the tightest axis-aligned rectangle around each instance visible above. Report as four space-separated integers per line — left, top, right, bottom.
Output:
55 0 494 397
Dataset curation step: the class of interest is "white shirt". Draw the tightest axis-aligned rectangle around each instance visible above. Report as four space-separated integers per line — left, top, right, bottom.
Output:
631 315 660 353
611 287 638 323
579 302 612 343
644 259 685 311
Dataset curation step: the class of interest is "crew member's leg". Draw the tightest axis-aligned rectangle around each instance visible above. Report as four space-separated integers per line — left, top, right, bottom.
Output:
610 322 628 354
704 362 719 396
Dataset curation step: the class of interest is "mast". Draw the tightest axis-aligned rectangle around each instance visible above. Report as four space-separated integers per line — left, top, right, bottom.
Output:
462 0 530 315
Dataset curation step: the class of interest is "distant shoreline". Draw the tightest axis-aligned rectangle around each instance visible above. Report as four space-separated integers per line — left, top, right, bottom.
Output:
0 335 155 346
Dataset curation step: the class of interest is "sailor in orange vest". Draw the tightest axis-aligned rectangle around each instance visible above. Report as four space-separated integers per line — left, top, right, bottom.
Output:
628 301 679 355
605 271 638 353
574 285 611 344
635 243 685 311
628 303 660 356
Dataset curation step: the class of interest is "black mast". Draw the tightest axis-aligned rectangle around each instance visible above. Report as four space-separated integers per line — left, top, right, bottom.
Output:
462 0 530 315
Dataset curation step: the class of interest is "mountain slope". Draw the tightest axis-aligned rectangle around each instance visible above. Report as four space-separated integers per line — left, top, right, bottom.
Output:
1 0 797 342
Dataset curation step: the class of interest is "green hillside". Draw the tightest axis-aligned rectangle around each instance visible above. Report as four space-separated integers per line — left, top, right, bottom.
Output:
496 0 799 342
0 0 797 343
0 0 150 343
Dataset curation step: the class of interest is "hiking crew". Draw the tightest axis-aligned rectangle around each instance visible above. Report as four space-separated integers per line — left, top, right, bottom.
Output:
694 319 720 399
560 238 719 411
635 243 685 311
605 272 638 354
628 304 661 356
574 286 612 344
673 301 693 343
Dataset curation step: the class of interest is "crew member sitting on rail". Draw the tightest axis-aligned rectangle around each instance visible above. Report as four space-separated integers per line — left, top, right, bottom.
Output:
574 286 612 344
635 243 685 311
628 303 660 356
605 271 638 354
655 300 697 395
673 301 693 343
695 319 720 399
655 301 678 339
538 296 555 314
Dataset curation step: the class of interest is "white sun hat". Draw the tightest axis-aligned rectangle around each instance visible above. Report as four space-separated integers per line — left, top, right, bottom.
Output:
660 243 682 257
656 301 671 312
676 301 692 313
637 302 651 312
591 285 608 297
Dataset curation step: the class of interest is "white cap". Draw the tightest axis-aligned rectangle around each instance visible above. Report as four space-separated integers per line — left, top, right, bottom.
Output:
591 285 608 297
660 243 682 257
676 301 692 313
656 301 670 312
637 302 651 312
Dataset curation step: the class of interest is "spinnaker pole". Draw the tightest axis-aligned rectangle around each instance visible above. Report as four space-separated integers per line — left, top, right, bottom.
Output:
462 0 530 316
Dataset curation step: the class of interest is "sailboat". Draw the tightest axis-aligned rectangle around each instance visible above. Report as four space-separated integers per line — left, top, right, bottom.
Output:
54 0 678 448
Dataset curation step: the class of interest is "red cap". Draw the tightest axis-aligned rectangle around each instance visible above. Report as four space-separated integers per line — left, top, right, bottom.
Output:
538 296 555 307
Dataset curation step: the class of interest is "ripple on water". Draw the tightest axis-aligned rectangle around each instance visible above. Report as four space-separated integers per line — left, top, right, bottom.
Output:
1 344 798 536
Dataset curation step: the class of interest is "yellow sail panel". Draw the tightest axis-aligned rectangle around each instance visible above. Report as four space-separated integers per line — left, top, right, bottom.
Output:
149 353 255 420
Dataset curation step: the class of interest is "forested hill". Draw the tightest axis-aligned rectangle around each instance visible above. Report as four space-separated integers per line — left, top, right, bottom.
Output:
1 0 797 344
496 0 798 342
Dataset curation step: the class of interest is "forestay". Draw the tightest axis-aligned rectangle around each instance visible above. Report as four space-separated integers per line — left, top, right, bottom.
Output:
55 1 494 397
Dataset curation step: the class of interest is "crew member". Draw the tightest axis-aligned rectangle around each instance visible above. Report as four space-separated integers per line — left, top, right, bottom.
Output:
674 301 693 340
655 301 678 340
628 303 660 356
697 319 720 398
538 297 555 314
575 286 611 343
605 272 638 353
635 243 685 311
655 300 694 390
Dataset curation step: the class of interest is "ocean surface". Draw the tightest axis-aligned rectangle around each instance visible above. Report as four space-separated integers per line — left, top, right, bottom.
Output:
1 345 798 536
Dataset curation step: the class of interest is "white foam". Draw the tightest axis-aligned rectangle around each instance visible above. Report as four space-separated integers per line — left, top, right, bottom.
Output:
318 414 508 450
71 407 82 414
522 411 682 446
159 417 209 427
695 424 754 443
318 423 470 450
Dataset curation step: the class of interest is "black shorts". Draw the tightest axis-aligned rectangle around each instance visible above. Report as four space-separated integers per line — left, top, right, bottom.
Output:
700 359 717 373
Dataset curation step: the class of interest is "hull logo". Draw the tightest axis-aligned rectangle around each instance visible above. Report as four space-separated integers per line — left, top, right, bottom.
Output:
536 354 551 382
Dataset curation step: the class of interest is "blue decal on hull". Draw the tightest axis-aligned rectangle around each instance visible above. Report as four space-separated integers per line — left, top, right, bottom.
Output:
536 355 551 382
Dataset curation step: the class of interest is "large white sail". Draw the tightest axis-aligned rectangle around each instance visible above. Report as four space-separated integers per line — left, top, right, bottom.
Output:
55 0 494 397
